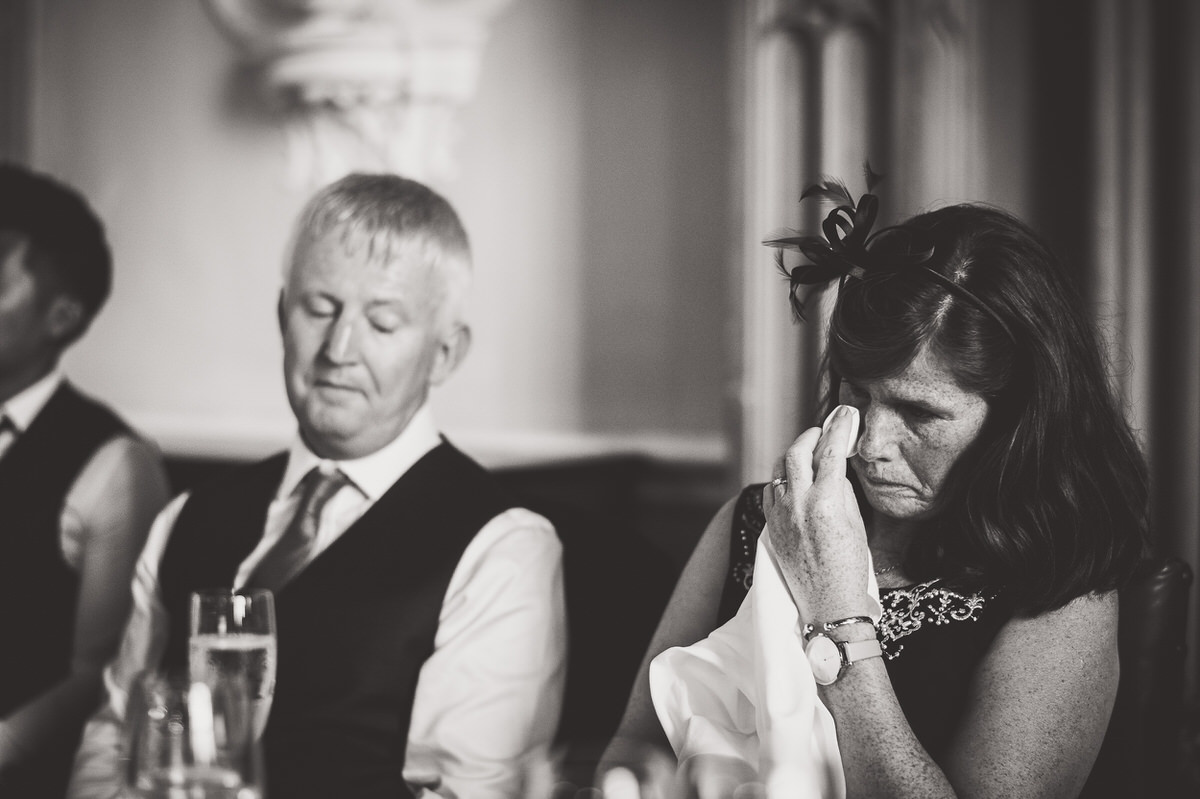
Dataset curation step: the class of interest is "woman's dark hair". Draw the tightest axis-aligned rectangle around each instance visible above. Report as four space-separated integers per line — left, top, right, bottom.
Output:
821 204 1149 613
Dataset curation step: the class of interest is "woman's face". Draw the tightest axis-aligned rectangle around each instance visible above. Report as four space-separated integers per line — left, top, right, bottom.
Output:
838 345 989 522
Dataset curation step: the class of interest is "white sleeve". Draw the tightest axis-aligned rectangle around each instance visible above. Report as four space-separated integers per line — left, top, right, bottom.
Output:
404 508 567 799
59 434 170 575
66 492 188 799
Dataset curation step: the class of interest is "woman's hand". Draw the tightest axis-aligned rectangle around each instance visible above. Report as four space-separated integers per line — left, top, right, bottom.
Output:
762 404 872 622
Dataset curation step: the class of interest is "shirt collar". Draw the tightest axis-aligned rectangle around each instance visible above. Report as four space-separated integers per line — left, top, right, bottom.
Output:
0 369 64 433
278 404 442 501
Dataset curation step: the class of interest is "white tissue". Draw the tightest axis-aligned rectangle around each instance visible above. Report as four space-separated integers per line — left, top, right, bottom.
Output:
820 406 860 458
650 529 883 798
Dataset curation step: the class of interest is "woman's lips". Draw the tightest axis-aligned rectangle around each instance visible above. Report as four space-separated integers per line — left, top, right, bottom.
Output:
860 473 912 491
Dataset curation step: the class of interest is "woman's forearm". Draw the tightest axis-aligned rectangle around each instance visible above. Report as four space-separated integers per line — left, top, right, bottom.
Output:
819 657 957 799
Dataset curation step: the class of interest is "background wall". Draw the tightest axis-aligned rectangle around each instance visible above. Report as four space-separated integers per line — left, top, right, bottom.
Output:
27 0 735 468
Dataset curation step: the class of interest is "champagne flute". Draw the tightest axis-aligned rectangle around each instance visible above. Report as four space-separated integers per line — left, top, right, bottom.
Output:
122 671 264 799
189 589 277 738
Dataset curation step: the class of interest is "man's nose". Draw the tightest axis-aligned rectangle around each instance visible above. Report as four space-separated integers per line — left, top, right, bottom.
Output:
322 318 360 364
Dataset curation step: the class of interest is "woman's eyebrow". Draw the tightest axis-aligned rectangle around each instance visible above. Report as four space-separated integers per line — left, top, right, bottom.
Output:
899 399 951 418
878 384 956 414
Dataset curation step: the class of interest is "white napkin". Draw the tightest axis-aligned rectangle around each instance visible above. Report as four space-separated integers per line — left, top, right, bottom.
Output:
649 527 882 798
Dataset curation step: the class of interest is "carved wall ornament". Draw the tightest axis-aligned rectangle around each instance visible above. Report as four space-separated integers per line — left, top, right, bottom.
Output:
202 0 516 186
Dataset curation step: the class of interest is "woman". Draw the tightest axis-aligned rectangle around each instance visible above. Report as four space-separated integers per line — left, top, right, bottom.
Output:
603 184 1149 797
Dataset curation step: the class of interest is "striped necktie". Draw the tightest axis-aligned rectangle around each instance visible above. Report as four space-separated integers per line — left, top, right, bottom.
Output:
245 467 352 593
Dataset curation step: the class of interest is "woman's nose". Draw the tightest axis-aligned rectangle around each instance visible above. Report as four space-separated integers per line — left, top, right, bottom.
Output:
855 406 898 461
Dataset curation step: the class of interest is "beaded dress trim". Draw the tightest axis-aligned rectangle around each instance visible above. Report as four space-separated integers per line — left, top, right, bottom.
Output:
734 566 994 661
877 580 992 660
730 489 765 594
725 485 997 662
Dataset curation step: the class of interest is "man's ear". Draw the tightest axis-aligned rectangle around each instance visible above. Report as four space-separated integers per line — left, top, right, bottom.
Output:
45 295 86 343
429 323 471 387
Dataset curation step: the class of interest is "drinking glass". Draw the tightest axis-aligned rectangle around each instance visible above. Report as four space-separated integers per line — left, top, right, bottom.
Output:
189 589 277 738
121 671 263 799
521 739 677 799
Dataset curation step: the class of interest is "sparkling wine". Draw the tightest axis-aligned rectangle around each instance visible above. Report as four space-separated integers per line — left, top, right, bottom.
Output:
188 633 277 737
134 763 257 798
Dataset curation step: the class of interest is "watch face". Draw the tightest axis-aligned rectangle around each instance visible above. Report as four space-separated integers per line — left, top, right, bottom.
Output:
805 634 842 685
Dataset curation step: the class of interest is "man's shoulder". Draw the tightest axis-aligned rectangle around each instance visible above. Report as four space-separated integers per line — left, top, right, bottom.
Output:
4 381 137 492
422 439 512 498
428 440 563 534
28 383 132 455
183 451 289 499
70 432 168 506
54 381 130 430
431 437 490 471
368 440 529 551
164 452 289 524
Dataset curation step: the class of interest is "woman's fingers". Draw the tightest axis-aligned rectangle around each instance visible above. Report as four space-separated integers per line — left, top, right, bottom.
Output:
763 458 786 514
813 405 859 489
765 425 820 518
784 426 823 492
767 410 856 519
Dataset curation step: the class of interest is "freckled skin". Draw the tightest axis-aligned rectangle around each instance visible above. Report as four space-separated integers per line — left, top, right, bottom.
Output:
839 345 989 535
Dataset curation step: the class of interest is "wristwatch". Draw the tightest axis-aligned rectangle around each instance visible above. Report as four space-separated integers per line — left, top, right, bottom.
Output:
804 632 883 686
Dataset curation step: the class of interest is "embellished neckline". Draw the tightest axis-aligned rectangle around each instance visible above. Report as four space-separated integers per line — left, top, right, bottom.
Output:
877 579 995 660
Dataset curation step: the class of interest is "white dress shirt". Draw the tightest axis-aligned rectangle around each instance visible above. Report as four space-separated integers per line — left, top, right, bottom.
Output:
68 406 567 799
0 370 169 574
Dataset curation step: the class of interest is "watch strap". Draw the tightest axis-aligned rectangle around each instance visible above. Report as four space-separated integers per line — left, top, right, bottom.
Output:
840 636 883 665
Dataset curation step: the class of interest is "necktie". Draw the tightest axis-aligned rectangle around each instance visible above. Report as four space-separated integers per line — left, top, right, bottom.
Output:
246 467 352 593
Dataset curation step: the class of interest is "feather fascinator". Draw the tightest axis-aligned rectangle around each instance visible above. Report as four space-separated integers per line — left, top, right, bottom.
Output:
764 163 935 320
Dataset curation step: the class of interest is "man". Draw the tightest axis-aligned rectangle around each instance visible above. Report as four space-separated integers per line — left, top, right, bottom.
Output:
0 164 170 793
70 174 567 798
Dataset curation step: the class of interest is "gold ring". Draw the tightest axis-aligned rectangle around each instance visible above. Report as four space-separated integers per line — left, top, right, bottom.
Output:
770 476 787 488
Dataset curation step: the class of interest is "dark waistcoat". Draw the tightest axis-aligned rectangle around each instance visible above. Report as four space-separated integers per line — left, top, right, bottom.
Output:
157 440 514 799
0 382 128 716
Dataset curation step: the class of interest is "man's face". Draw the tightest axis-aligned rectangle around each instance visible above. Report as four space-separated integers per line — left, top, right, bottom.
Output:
0 240 57 393
280 226 459 460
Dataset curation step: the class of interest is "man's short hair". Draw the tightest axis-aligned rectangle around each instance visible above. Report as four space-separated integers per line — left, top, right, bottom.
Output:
0 163 112 336
289 174 473 329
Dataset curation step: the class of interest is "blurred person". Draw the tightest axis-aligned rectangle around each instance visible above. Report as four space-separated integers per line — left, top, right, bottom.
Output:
602 178 1149 797
0 164 170 794
69 173 566 799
